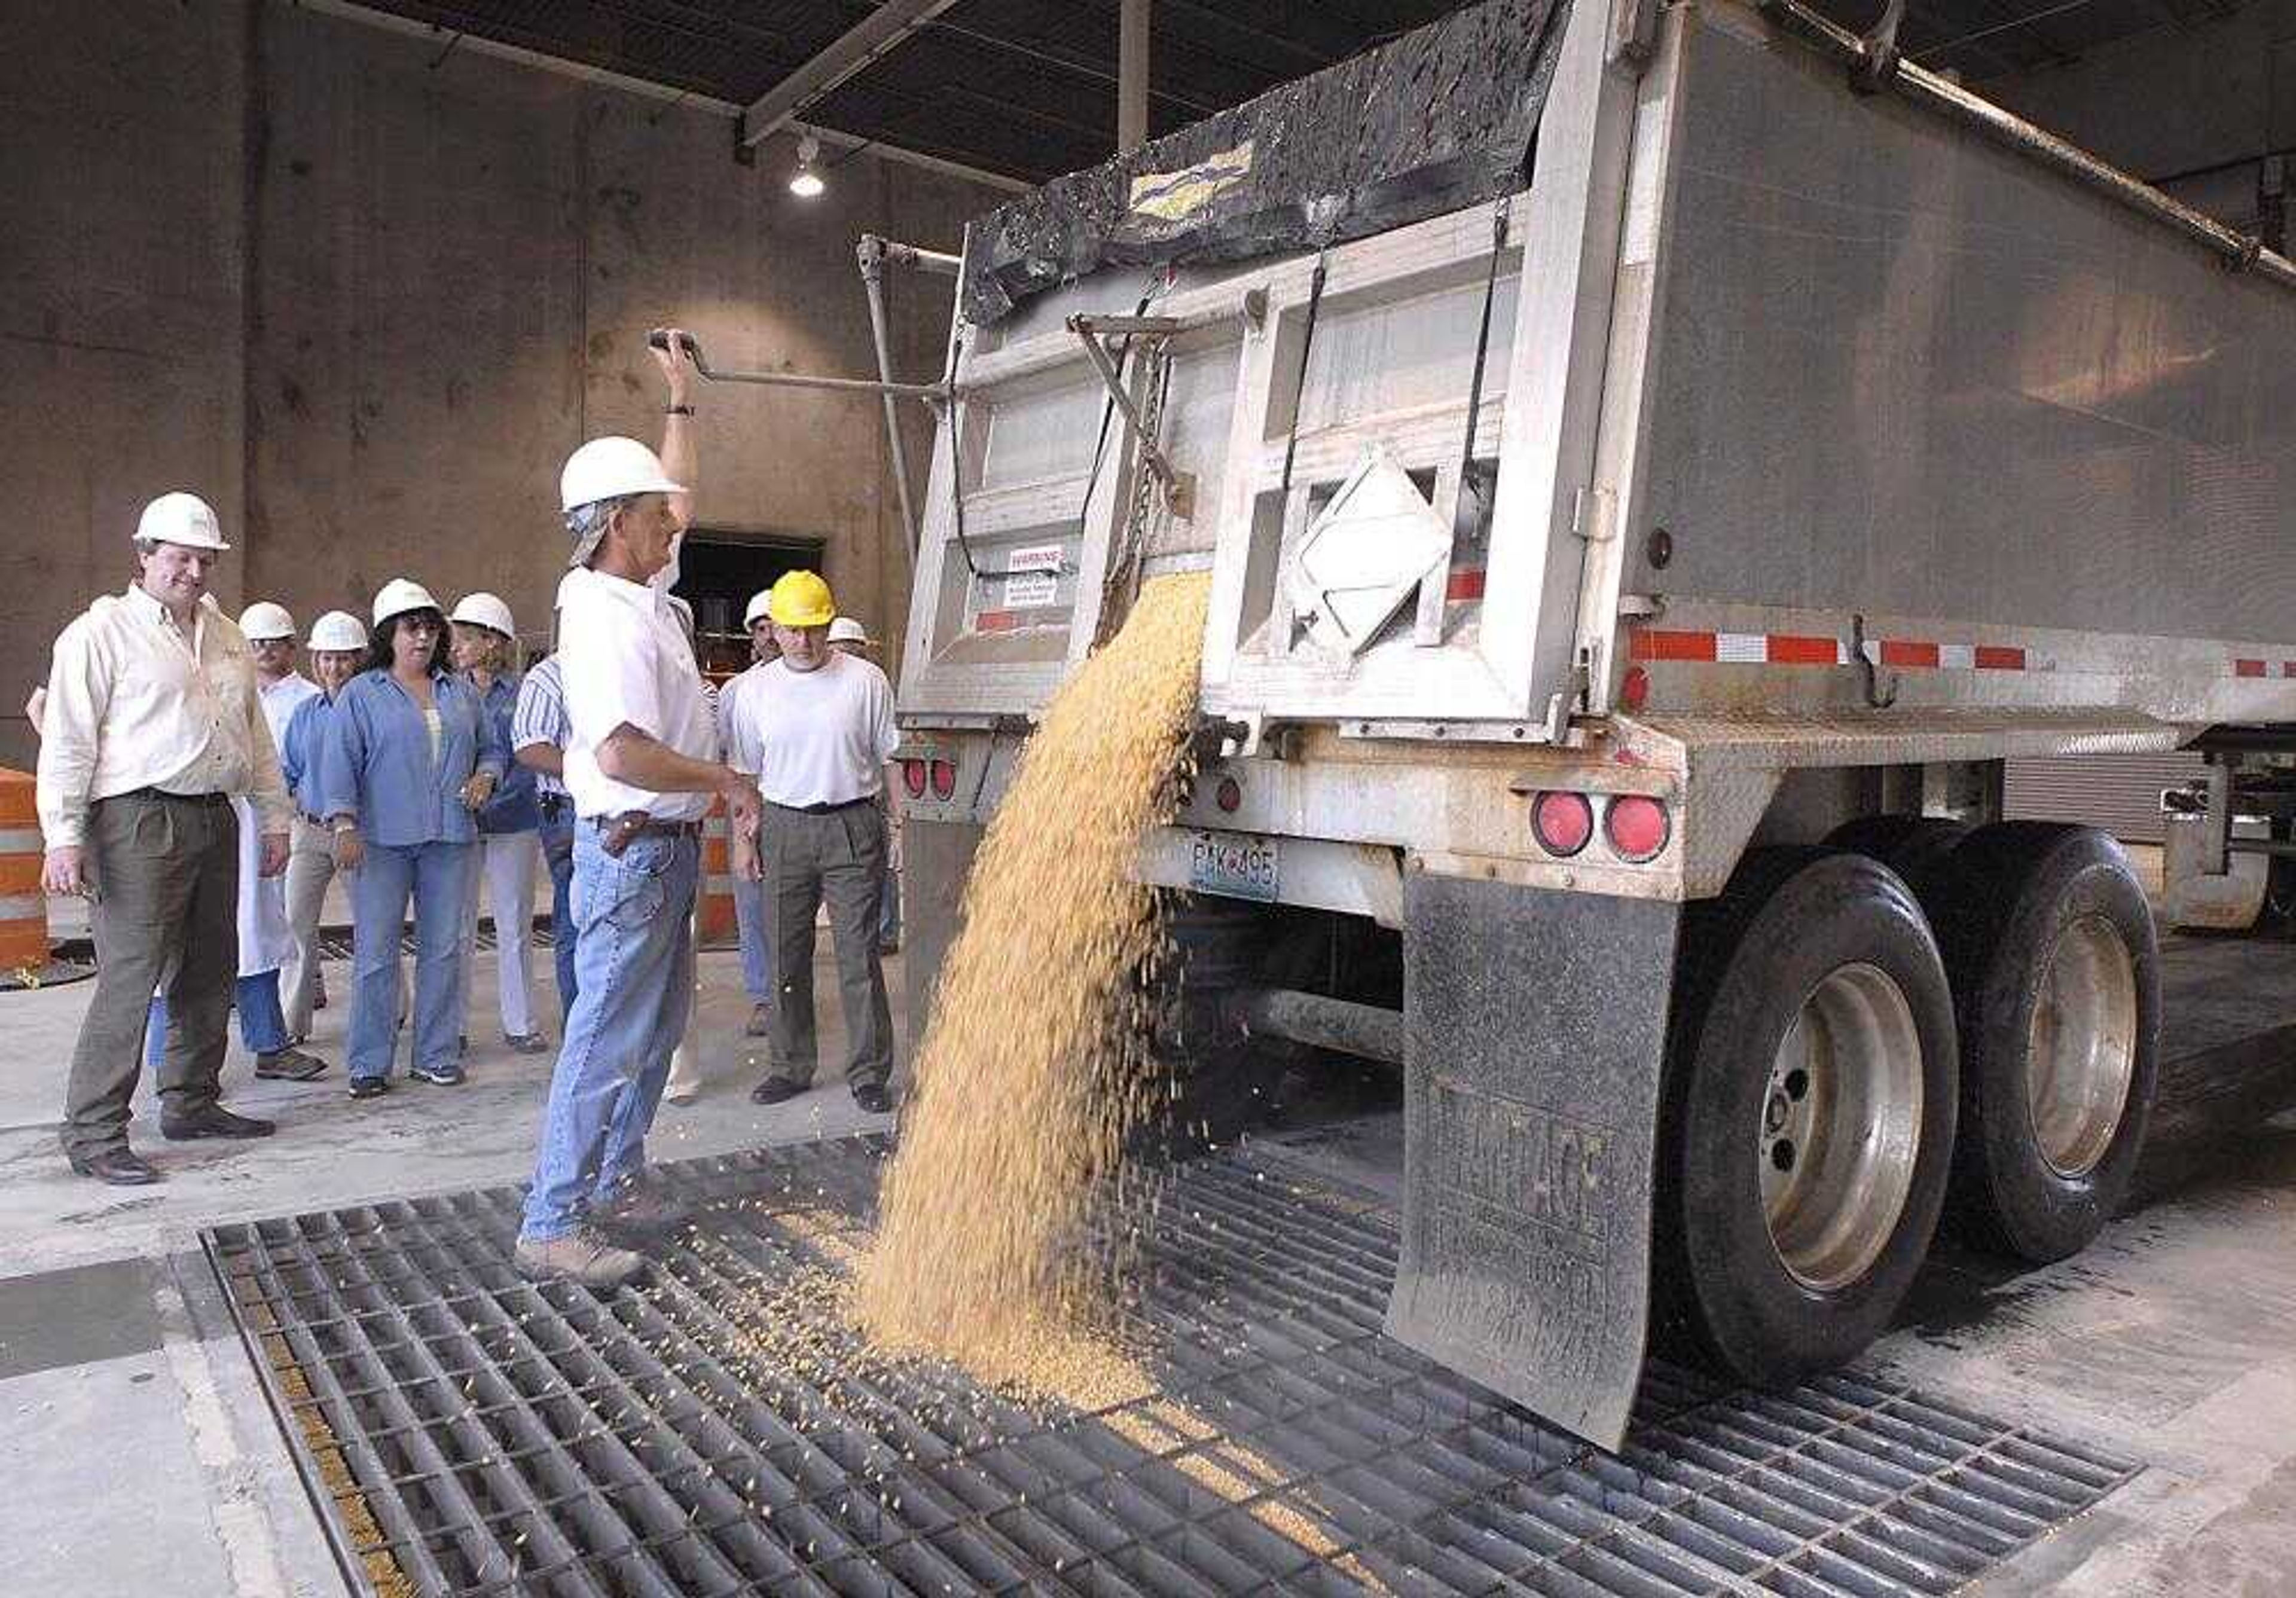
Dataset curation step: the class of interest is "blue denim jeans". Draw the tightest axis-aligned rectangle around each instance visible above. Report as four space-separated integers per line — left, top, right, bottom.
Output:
145 972 289 1068
731 872 772 1002
520 826 698 1241
538 811 578 1024
349 841 474 1083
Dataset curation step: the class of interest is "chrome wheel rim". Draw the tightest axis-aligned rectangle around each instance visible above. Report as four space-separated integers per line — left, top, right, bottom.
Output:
2026 916 2138 1179
1759 963 1925 1293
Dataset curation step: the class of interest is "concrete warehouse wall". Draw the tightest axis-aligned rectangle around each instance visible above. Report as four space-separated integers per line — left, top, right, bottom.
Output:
0 0 993 771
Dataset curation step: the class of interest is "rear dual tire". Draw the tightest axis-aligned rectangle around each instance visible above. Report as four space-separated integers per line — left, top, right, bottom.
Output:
1923 823 2160 1263
1659 849 1959 1386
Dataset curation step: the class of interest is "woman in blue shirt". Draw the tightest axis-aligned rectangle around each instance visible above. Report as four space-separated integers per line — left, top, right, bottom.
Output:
448 592 547 1055
277 609 369 1045
321 580 507 1095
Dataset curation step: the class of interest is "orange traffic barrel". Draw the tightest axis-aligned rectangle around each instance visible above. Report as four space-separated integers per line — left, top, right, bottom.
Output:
698 796 736 948
0 769 48 974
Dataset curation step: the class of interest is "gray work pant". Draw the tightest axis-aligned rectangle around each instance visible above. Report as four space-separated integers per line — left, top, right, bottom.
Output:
62 790 239 1157
281 816 335 1041
762 801 894 1092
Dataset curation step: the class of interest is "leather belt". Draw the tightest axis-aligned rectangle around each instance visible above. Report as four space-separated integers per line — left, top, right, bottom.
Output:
587 817 703 839
130 788 229 807
773 798 873 816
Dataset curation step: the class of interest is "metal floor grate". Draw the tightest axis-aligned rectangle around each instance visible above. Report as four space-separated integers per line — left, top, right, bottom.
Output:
205 1138 2135 1597
316 920 552 963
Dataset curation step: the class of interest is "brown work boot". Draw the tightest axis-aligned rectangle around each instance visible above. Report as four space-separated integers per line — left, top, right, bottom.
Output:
514 1227 647 1290
597 1174 694 1235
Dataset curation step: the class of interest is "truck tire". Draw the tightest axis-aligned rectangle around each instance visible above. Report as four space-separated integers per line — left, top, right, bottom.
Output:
1925 823 2160 1262
1658 848 1959 1387
1824 815 1970 888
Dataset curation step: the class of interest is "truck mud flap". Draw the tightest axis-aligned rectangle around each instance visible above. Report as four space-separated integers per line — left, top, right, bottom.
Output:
901 818 984 1043
1387 875 1681 1450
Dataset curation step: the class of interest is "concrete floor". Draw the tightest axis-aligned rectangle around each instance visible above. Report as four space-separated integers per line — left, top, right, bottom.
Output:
3 928 2295 1595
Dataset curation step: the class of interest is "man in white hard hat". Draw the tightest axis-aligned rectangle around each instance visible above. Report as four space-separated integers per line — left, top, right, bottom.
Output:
36 493 295 1184
516 328 764 1290
711 587 782 1040
826 615 902 957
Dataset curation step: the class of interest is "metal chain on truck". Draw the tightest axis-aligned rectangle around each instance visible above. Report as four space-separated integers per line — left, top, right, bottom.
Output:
1095 337 1174 646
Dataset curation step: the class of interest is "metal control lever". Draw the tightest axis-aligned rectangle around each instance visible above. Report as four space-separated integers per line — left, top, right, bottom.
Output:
647 328 952 402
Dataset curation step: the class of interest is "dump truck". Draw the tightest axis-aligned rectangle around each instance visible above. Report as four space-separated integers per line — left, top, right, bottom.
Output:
672 0 2296 1451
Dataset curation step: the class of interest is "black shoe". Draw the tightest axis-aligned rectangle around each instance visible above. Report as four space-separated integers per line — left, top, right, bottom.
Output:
410 1060 466 1086
850 1081 894 1115
68 1148 161 1185
349 1075 390 1100
161 1107 276 1141
749 1077 805 1106
254 1047 329 1081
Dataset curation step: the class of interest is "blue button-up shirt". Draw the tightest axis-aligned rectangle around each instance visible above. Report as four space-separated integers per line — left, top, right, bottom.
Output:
469 671 541 835
278 690 340 820
319 668 508 848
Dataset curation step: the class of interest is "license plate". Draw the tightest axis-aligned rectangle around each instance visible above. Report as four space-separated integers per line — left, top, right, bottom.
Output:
1187 830 1279 902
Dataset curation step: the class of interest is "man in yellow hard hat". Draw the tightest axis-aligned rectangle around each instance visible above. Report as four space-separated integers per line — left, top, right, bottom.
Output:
725 569 899 1115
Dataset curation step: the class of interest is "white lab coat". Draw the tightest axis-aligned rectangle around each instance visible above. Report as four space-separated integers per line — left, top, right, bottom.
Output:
239 675 320 977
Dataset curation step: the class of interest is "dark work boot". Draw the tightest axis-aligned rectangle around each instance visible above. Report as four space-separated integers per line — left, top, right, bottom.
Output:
161 1106 277 1141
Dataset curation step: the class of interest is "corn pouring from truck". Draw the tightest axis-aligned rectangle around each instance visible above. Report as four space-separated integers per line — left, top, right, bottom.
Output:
668 0 2296 1450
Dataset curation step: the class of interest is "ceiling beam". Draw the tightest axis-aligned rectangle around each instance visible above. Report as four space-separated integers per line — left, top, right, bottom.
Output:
290 0 1027 191
740 0 966 151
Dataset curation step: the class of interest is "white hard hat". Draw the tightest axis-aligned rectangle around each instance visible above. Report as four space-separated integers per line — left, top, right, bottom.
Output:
371 578 441 627
136 491 231 552
307 610 367 652
239 601 296 640
742 589 775 628
449 592 515 637
559 436 686 514
827 616 872 647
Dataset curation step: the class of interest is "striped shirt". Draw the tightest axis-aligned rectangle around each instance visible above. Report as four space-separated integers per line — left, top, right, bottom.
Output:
509 655 570 800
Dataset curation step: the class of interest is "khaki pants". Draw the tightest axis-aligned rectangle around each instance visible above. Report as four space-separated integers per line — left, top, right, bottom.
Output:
281 816 335 1041
63 790 239 1157
761 801 893 1092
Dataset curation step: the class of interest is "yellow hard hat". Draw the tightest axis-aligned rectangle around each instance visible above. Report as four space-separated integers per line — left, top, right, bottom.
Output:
766 569 836 628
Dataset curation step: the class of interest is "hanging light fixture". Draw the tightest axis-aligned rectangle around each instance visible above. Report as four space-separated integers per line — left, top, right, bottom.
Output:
789 133 826 198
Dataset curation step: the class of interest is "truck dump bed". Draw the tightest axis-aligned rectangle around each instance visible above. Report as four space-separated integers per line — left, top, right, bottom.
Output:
903 0 2296 749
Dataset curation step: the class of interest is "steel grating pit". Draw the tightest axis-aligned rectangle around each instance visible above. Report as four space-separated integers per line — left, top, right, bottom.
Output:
205 1135 2136 1597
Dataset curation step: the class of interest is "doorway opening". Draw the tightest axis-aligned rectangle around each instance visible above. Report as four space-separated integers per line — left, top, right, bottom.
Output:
675 530 826 679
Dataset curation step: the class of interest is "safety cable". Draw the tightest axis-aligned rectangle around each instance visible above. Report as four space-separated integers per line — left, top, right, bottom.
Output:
1277 248 1332 512
1455 196 1512 523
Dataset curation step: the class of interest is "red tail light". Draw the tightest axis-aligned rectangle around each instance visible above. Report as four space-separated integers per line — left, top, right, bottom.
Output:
1605 795 1671 862
900 759 927 799
1530 791 1593 858
1214 776 1242 813
929 759 957 799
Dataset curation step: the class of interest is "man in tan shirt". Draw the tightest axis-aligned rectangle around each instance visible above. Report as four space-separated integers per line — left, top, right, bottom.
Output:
37 493 295 1184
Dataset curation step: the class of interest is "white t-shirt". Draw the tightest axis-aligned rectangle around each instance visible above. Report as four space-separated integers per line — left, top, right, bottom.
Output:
555 566 719 822
716 661 774 777
743 653 897 808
